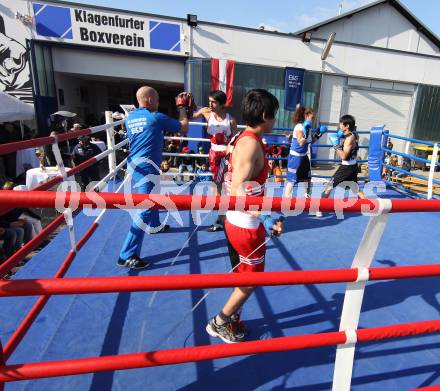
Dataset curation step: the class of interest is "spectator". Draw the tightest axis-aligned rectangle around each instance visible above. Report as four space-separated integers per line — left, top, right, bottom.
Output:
3 181 42 236
68 123 82 150
392 156 411 179
384 155 399 179
0 225 23 261
1 207 36 242
35 147 46 170
1 122 21 181
386 138 394 156
268 159 275 178
267 160 285 183
0 206 34 260
72 136 101 190
382 154 391 178
195 145 208 169
160 160 170 173
176 146 194 181
273 162 285 183
165 131 182 167
195 162 211 182
280 145 289 169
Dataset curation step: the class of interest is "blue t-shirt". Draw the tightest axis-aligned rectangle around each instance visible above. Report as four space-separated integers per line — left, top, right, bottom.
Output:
126 107 180 173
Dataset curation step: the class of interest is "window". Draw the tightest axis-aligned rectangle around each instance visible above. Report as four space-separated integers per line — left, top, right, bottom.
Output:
411 85 440 141
189 59 321 130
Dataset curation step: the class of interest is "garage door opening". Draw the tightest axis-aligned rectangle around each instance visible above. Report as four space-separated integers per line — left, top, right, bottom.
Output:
54 72 183 126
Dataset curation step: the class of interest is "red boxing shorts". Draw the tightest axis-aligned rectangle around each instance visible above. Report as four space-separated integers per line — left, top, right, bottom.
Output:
209 148 227 184
224 219 266 273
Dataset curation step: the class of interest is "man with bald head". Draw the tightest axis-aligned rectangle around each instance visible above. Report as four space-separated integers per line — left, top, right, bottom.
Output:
118 85 189 269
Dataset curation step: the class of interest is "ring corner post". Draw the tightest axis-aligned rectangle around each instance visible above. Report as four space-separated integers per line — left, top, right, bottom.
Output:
368 125 386 183
105 111 117 174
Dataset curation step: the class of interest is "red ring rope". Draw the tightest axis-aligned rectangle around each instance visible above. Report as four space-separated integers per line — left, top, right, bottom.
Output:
0 320 439 382
1 263 440 297
0 128 92 155
0 190 440 212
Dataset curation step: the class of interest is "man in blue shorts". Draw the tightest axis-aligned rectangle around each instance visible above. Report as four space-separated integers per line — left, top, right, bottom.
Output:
117 86 191 269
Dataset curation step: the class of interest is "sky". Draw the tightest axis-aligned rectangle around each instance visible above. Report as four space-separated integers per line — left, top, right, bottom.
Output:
62 0 440 38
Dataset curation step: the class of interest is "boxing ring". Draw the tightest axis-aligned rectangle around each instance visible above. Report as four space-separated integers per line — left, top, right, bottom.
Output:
381 132 440 200
0 118 440 390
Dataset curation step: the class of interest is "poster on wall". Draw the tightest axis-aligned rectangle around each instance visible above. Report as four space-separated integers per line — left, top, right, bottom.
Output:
284 67 305 111
0 4 33 105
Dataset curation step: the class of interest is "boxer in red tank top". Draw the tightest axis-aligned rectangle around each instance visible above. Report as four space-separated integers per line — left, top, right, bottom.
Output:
206 89 284 344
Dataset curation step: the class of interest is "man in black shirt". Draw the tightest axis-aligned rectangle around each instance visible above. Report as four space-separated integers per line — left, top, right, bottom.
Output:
72 136 101 190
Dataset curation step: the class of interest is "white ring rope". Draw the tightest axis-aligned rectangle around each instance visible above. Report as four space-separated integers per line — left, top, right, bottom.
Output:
92 138 129 163
163 152 209 158
94 158 128 192
160 172 213 177
89 119 124 134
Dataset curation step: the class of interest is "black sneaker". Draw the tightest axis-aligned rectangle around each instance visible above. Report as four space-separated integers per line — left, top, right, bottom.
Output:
230 313 249 338
206 318 244 343
150 224 170 234
117 256 150 269
206 223 223 232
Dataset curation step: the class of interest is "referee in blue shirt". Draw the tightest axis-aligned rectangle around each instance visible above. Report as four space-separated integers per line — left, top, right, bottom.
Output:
118 86 190 269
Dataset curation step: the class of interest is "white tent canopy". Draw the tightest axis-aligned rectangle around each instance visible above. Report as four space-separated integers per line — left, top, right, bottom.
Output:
0 91 34 123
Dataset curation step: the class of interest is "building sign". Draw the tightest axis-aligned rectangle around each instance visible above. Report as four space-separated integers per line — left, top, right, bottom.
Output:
284 67 305 111
0 1 33 105
32 3 187 55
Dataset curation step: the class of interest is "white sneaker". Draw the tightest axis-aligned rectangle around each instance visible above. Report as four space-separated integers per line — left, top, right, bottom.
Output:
315 211 323 217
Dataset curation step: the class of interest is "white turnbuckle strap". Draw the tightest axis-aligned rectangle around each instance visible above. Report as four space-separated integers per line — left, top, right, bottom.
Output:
332 198 390 391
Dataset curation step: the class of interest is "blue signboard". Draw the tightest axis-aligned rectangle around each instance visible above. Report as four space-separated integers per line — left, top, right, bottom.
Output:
284 67 305 111
149 21 180 52
33 3 73 39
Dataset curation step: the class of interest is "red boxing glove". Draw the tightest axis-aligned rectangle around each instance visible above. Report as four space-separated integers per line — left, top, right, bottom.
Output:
176 92 189 107
176 92 197 118
187 93 197 118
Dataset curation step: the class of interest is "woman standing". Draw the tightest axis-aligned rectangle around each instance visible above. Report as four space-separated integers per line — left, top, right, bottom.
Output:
283 106 314 199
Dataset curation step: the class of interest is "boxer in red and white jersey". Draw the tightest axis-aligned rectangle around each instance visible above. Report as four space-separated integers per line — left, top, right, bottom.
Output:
193 90 237 231
206 89 284 344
